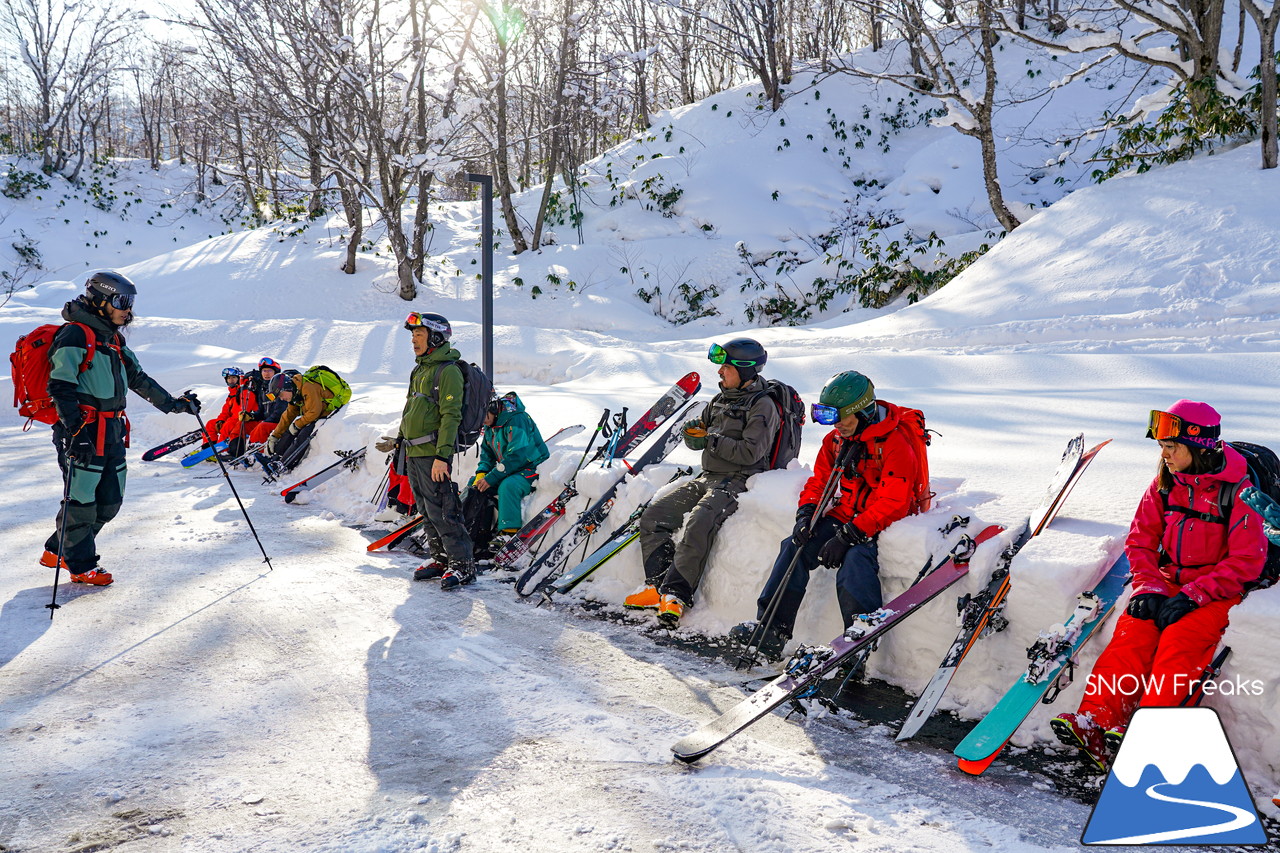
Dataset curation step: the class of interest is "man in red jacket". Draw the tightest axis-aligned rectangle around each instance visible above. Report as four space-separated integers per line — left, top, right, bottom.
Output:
730 370 925 661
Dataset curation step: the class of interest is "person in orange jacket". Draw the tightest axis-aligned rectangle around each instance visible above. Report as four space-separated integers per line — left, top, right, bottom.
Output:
1051 400 1266 769
730 370 925 661
204 367 247 447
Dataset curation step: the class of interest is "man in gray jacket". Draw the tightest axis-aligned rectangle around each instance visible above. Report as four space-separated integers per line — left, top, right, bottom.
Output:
625 338 780 627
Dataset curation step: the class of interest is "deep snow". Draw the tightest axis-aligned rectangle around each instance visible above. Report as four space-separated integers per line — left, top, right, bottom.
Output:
5 65 1280 853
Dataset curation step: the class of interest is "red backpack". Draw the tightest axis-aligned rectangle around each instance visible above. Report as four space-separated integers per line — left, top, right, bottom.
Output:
894 406 933 515
10 322 114 428
869 404 933 515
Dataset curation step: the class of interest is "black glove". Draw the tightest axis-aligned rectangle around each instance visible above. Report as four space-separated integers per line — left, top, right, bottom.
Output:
63 419 97 461
791 503 818 546
1126 592 1168 621
171 392 201 415
1154 591 1198 630
816 522 869 568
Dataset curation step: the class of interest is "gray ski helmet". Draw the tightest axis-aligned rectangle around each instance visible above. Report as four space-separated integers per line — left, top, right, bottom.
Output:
405 311 451 349
85 270 137 311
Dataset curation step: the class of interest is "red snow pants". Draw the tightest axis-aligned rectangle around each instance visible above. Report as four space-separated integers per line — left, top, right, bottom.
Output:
1077 596 1237 729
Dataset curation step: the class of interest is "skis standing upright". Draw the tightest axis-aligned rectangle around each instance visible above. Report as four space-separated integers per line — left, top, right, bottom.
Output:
671 435 1109 764
953 553 1131 775
896 436 1111 741
492 373 702 569
515 402 700 597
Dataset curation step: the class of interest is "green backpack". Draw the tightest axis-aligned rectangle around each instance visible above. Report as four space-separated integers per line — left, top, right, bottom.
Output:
302 365 352 412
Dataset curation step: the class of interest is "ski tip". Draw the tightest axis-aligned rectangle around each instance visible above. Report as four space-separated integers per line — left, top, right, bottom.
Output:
671 745 708 764
283 491 296 504
956 752 1001 776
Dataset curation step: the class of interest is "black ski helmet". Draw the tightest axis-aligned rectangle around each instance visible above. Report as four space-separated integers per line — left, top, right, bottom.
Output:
267 370 299 400
405 311 451 349
708 337 767 382
85 270 137 312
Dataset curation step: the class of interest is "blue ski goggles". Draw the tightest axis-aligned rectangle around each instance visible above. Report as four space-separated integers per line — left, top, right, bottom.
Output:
811 404 842 426
812 401 874 426
707 343 760 367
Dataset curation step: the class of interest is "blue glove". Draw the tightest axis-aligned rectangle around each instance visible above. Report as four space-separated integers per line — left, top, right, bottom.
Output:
1154 592 1197 630
1126 592 1168 621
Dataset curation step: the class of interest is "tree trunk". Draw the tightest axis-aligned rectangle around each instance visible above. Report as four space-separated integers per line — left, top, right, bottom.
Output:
974 2 1020 232
337 174 363 275
494 41 528 254
1245 7 1280 169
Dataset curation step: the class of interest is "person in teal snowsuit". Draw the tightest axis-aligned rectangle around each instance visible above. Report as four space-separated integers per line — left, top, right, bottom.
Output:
466 392 550 557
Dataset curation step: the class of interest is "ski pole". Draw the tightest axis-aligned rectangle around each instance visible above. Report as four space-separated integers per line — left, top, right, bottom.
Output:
45 452 75 619
737 438 858 670
370 460 391 505
603 408 629 468
190 397 274 571
577 408 612 471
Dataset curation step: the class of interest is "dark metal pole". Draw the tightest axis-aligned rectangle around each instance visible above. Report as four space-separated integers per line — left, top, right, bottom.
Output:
467 172 494 380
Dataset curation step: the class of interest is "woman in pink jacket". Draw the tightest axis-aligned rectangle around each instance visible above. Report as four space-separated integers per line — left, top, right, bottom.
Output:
1051 400 1266 769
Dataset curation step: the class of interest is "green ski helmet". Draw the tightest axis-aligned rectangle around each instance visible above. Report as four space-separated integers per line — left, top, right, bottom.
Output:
813 371 876 426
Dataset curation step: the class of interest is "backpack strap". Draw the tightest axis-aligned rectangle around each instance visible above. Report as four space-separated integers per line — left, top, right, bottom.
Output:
1158 481 1245 525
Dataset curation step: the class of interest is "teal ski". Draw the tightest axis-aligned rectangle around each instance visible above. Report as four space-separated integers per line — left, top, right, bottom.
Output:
954 554 1131 775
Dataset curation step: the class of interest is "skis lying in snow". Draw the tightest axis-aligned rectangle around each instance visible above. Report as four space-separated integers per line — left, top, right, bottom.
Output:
281 448 367 503
671 521 1006 764
182 440 229 468
516 403 699 597
896 435 1111 742
492 375 702 571
953 554 1131 775
541 466 697 603
142 428 205 461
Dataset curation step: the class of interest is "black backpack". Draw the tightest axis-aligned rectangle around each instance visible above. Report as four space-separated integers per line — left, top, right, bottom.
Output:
1161 440 1280 591
431 360 494 452
752 379 806 470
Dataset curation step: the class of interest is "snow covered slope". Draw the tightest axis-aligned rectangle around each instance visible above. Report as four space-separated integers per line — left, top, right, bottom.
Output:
5 105 1280 853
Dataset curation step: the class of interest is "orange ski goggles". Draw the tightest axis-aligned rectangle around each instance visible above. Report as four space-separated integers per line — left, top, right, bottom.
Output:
1147 409 1219 447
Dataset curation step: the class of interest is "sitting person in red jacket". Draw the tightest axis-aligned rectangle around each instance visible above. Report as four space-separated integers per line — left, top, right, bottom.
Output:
1051 400 1266 769
204 367 247 448
730 370 925 662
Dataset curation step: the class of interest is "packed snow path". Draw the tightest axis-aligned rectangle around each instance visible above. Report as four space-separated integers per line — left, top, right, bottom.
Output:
0 425 1103 853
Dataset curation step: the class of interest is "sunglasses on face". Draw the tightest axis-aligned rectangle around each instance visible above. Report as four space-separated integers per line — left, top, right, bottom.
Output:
707 343 759 368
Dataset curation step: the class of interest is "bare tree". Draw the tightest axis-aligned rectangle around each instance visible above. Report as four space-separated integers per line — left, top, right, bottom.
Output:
1242 0 1280 168
836 0 1023 231
0 0 134 172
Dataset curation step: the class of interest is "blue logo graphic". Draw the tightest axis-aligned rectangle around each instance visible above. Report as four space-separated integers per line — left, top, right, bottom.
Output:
1082 707 1268 845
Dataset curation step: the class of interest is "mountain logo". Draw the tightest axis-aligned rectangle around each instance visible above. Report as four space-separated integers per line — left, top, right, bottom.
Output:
1082 707 1268 845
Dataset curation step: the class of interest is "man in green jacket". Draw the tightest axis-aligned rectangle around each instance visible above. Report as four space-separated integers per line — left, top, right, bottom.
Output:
42 271 200 585
464 391 550 558
400 311 475 589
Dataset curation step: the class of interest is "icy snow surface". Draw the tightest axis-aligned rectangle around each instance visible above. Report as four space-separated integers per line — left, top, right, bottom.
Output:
5 138 1280 852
